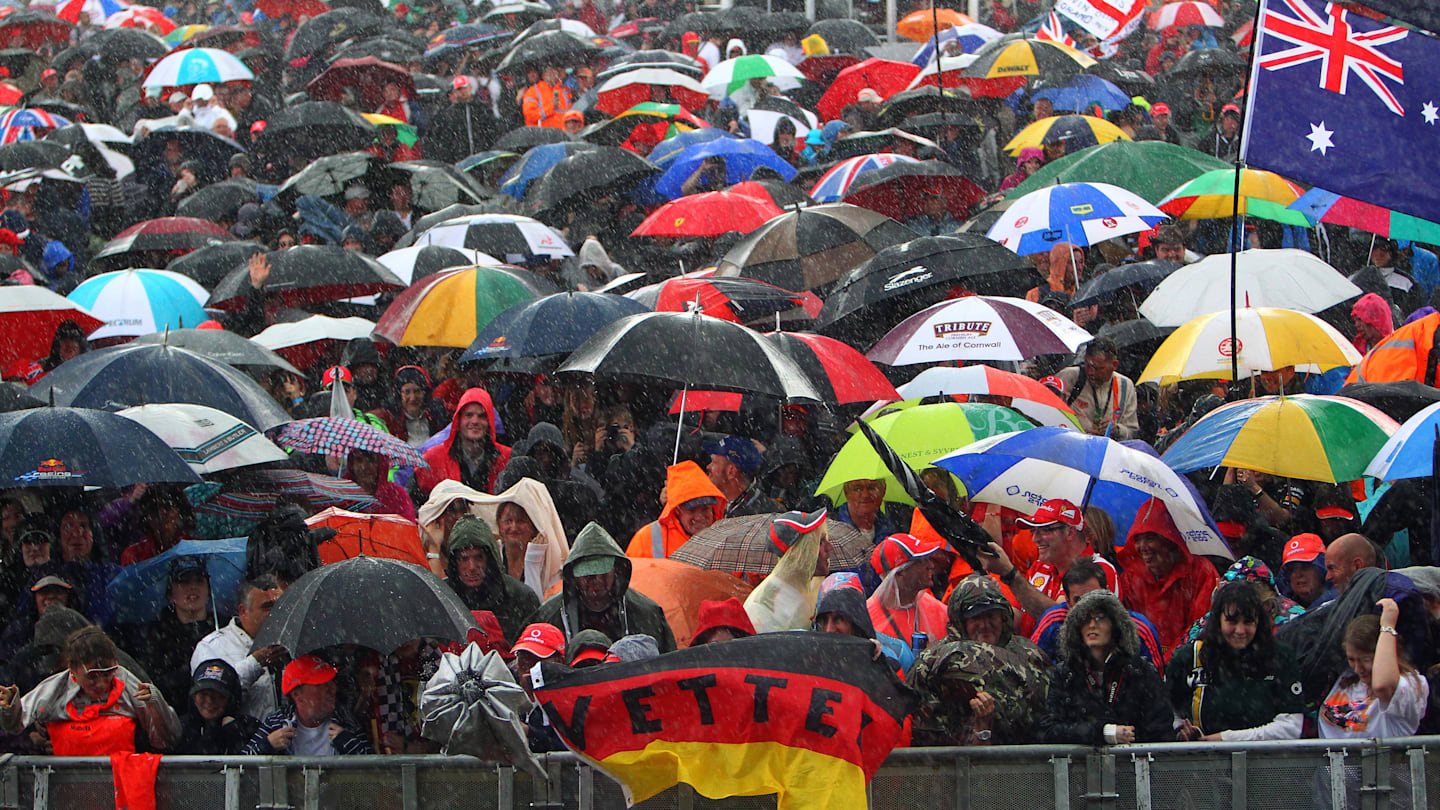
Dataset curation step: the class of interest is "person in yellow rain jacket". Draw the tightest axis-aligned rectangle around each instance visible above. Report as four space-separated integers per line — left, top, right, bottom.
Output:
626 461 727 560
522 65 574 129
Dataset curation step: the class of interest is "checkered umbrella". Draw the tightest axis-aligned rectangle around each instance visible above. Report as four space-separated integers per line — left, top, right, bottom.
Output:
271 417 428 468
669 513 871 575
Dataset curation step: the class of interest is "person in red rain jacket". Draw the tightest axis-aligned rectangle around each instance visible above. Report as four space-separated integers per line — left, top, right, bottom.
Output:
1118 497 1220 651
417 388 512 497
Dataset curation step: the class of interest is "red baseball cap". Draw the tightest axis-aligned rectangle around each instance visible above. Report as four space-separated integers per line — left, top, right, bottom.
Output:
1283 533 1325 567
511 623 564 659
1040 375 1065 395
1150 103 1170 115
452 75 471 90
321 365 352 387
1315 505 1355 521
282 655 336 695
1017 498 1085 530
1221 103 1241 116
870 532 947 577
42 68 56 80
569 646 608 665
250 120 267 134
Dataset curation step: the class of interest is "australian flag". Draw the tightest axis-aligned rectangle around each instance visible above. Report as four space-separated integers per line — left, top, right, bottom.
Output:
1242 0 1440 223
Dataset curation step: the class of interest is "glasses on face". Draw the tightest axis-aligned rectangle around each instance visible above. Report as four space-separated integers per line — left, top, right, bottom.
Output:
80 664 119 680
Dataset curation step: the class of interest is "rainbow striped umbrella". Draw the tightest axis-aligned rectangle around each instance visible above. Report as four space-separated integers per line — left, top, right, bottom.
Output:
373 265 552 348
1158 168 1310 225
1162 395 1398 483
1289 188 1440 243
810 154 919 203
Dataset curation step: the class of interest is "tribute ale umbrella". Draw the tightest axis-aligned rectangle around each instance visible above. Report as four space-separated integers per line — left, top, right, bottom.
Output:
129 328 300 375
713 203 914 294
1139 249 1362 326
0 286 103 370
0 406 201 488
208 246 404 311
373 264 553 348
118 403 289 474
868 295 1092 365
461 291 650 362
66 268 210 340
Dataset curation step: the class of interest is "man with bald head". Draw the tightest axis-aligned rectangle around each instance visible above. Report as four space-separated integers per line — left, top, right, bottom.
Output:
1325 533 1379 594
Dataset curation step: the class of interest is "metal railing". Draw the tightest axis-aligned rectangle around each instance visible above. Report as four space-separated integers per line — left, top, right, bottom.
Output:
0 737 1436 809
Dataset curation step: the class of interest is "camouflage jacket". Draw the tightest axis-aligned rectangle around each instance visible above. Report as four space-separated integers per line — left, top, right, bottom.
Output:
907 633 1052 745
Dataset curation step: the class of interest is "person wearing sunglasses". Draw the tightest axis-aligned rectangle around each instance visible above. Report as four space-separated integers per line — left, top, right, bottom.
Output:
0 626 178 755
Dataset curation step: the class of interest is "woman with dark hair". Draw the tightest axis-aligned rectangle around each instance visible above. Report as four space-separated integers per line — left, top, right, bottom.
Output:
119 488 195 566
384 365 449 448
1319 599 1429 738
1169 581 1305 740
53 502 120 627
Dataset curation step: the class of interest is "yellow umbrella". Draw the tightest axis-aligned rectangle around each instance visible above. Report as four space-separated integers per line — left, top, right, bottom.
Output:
1138 307 1362 384
963 37 1096 80
1003 114 1130 155
361 112 418 145
1157 167 1309 224
372 265 545 348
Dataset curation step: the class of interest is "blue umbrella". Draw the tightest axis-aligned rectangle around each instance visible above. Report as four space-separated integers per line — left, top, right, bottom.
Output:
106 537 247 625
1364 400 1440 481
1031 75 1132 113
461 291 650 362
647 128 738 170
0 406 201 489
652 138 797 200
498 142 597 200
910 23 1003 66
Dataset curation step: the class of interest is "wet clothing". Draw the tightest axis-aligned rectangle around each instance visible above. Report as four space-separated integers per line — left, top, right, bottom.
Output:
418 388 512 496
1118 498 1220 651
0 666 180 755
191 619 278 721
1167 639 1305 740
1056 367 1140 439
444 516 539 643
1319 671 1429 738
626 461 726 560
241 709 372 755
136 604 216 710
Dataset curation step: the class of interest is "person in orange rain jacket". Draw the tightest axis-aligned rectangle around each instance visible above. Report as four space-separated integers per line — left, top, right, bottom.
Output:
1118 497 1220 651
522 65 575 129
626 461 726 560
1348 311 1440 385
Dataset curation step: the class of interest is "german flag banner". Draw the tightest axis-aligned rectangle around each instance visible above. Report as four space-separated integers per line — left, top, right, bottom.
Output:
533 633 916 810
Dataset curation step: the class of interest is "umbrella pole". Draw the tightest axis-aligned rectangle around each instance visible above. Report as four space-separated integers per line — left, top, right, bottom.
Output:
673 384 689 465
1228 160 1243 384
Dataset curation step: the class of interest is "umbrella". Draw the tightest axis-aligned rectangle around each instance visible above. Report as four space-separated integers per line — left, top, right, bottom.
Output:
816 58 921 121
498 141 598 200
496 29 598 72
0 11 75 50
461 291 649 363
272 417 428 468
1031 74 1132 113
390 160 491 210
1365 401 1440 481
906 54 1027 98
0 140 69 171
1167 47 1248 80
936 426 1232 558
163 242 268 288
893 365 1081 430
817 234 1039 349
1149 1 1225 29
962 35 1095 80
1084 61 1155 95
106 7 177 33
1338 381 1440 423
0 406 201 488
208 246 404 311
713 203 915 294
191 470 380 538
598 49 705 80
1138 307 1363 385
39 343 292 430
875 85 979 127
285 9 387 64
306 56 415 109
256 0 331 19
809 154 919 203
897 8 974 41
700 54 805 97
987 182 1168 257
118 403 289 474
0 109 70 145
252 315 378 371
277 151 384 200
522 146 658 216
651 137 797 200
129 328 300 376
491 126 569 153
94 218 234 264
373 264 552 348
252 102 375 162
308 507 428 567
66 269 210 340
410 213 574 260
1072 260 1182 308
1158 168 1310 225
578 104 706 147
595 68 709 114
130 128 246 187
106 538 247 625
1288 188 1440 243
671 513 872 574
911 23 1004 64
0 286 103 370
630 185 783 238
1161 395 1398 484
165 24 209 44
808 18 881 52
868 295 1092 365
1138 249 1362 326
0 382 43 412
1099 319 1176 379
557 310 823 401
143 47 254 87
420 643 542 773
627 277 817 325
1003 114 1130 156
250 556 477 654
377 245 500 286
174 178 259 221
843 160 987 221
830 126 942 161
456 150 521 183
668 329 897 412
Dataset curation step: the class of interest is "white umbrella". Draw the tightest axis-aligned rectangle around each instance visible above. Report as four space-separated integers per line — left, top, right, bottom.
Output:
867 295 1092 365
142 48 255 88
700 54 805 98
412 213 573 260
118 403 288 474
1139 248 1362 327
377 246 501 286
253 315 377 370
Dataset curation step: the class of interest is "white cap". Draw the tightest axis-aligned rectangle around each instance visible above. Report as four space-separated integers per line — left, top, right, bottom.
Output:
192 83 214 101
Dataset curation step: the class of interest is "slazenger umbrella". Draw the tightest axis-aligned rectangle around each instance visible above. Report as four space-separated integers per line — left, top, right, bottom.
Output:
867 295 1092 365
374 265 554 348
66 268 210 340
118 403 289 474
207 246 404 311
1138 249 1362 327
251 556 478 654
0 286 103 370
935 426 1233 559
670 513 872 574
0 406 201 488
1138 307 1363 385
987 181 1168 257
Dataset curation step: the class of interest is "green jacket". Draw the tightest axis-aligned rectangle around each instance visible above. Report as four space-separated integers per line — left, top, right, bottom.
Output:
446 515 539 643
526 522 677 652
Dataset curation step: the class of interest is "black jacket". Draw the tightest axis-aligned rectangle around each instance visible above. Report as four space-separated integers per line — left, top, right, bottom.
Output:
1040 652 1173 745
176 712 258 755
137 605 217 709
241 709 373 755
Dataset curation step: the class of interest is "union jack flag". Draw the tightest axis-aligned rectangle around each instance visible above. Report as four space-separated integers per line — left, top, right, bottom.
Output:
1036 13 1076 47
1257 0 1408 115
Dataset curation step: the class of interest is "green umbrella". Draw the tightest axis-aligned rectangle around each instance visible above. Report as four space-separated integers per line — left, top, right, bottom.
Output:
1006 140 1230 204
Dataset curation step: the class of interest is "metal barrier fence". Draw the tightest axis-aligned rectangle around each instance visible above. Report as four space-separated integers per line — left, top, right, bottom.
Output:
1 737 1437 810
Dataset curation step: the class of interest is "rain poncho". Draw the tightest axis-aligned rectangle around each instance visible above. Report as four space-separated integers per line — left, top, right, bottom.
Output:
1118 498 1221 650
866 559 948 644
1351 292 1395 354
444 515 539 643
463 477 569 597
0 664 180 754
625 461 726 560
744 517 825 634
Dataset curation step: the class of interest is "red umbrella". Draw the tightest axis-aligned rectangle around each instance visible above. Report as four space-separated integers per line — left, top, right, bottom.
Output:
608 17 662 39
631 183 784 238
0 11 74 50
816 58 921 121
843 160 987 221
629 277 820 324
595 68 710 114
0 287 103 371
94 217 234 264
1231 18 1253 47
0 83 21 106
255 0 330 20
306 57 416 110
797 54 861 85
669 331 898 412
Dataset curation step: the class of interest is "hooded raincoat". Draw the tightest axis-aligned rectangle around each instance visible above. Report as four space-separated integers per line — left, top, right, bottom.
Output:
417 388 512 497
444 515 539 643
1118 498 1221 651
625 461 726 560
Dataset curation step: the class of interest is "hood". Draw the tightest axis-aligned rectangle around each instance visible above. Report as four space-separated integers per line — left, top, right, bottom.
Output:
516 422 568 460
1221 555 1278 589
726 38 747 58
562 521 631 600
947 574 1015 644
33 603 90 649
1118 496 1194 569
691 596 756 645
446 514 507 593
1057 588 1138 660
444 387 501 451
813 587 874 639
578 237 614 273
340 337 383 369
1046 241 1080 292
1352 292 1394 338
1015 146 1044 168
659 461 726 527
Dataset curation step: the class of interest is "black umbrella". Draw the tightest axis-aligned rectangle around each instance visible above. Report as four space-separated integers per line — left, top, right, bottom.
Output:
165 242 269 289
492 126 568 152
0 406 201 488
0 140 68 171
129 328 302 376
251 556 477 655
80 28 168 64
175 178 260 221
497 29 599 72
713 203 915 295
817 234 1039 348
557 310 823 401
0 48 42 89
742 11 810 40
806 18 880 53
522 146 657 217
596 49 704 81
1338 381 1440 422
393 203 496 249
877 86 980 128
0 382 43 412
482 1 554 29
660 11 722 43
26 99 89 121
1086 61 1155 96
208 245 404 311
278 151 385 201
252 102 376 164
1167 48 1249 80
36 344 291 430
1096 318 1174 379
331 35 424 64
390 160 489 210
285 8 387 63
1072 260 1181 308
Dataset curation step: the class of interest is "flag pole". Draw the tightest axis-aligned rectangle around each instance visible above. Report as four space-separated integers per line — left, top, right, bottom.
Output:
1232 0 1267 389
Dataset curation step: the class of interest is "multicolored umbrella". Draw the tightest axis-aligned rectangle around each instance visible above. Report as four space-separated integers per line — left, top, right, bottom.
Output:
1005 140 1230 204
1288 188 1440 243
0 286 103 371
1139 249 1361 327
962 36 1095 80
271 416 428 468
816 58 920 121
595 68 709 114
810 154 918 203
700 54 805 97
374 264 549 348
868 295 1092 365
142 47 254 87
1003 114 1129 156
105 6 176 33
163 23 208 44
1158 168 1309 225
894 365 1080 429
910 23 1003 64
631 184 783 238
1364 401 1440 481
1139 307 1362 384
117 403 288 474
0 108 71 144
66 268 209 340
580 102 707 147
907 54 1027 98
1161 395 1398 483
987 181 1167 257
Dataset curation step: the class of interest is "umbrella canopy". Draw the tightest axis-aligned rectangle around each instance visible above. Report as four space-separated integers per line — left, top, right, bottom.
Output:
251 556 477 654
0 405 201 488
107 537 247 625
1139 307 1362 384
411 213 574 260
143 47 254 87
374 264 551 348
578 103 706 147
713 203 914 294
1149 1 1224 28
0 383 44 413
306 56 415 108
129 328 300 376
910 23 1003 64
1139 249 1362 326
1003 114 1130 155
894 365 1080 430
39 343 292 430
252 315 378 371
1158 168 1309 225
1338 381 1440 423
460 291 649 362
491 126 569 153
816 58 921 121
987 182 1168 256
700 54 805 97
390 160 490 210
875 85 979 127
251 102 376 162
94 218 234 264
897 8 974 41
631 184 784 238
557 310 823 401
277 151 384 200
868 295 1092 365
907 53 1027 98
671 514 872 574
522 146 658 216
189 472 381 538
809 154 919 203
0 108 71 144
1031 74 1132 112
668 330 898 412
595 68 709 114
1072 260 1181 308
66 269 209 340
962 35 1095 79
496 29 599 72
309 507 428 568
208 246 404 311
936 426 1231 558
106 7 177 33
843 160 987 221
118 403 289 474
174 177 259 221
1162 395 1398 483
376 245 500 286
1365 401 1440 481
498 141 598 200
626 277 816 325
651 137 797 200
271 416 428 468
0 286 103 371
1167 45 1248 79
807 19 881 53
1288 188 1440 243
